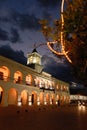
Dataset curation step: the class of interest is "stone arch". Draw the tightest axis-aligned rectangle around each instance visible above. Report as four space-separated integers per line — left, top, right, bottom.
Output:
66 96 70 103
56 94 60 101
21 90 28 105
39 92 44 105
14 71 22 84
61 95 64 105
56 95 60 106
51 94 55 104
8 88 18 105
0 66 10 81
26 74 32 85
46 93 50 105
62 95 64 102
0 86 4 105
45 81 49 89
31 91 37 105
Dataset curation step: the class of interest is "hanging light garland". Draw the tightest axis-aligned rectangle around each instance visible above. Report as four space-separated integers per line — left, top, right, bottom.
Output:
47 0 72 63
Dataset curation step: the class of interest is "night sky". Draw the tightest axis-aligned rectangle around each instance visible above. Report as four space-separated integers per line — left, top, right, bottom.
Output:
0 0 76 83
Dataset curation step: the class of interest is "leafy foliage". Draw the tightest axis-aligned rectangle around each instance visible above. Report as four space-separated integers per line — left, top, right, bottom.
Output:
64 0 87 85
39 0 87 85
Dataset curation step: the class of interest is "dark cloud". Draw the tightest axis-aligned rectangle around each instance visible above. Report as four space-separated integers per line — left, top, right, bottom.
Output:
0 8 40 31
42 11 52 20
0 17 9 23
0 0 7 2
37 0 60 8
70 87 87 96
10 28 21 43
0 27 21 43
0 27 9 41
42 55 74 83
0 44 26 64
11 10 40 30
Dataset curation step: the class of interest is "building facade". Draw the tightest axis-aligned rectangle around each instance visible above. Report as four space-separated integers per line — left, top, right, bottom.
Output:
70 95 87 103
0 50 70 107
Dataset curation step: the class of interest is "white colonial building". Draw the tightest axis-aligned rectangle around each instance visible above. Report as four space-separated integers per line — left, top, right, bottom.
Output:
0 49 70 107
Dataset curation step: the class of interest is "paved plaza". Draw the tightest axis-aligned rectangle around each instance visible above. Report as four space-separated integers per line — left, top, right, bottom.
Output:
0 105 87 130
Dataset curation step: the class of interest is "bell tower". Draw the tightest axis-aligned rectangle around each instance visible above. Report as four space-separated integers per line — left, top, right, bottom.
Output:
27 48 43 73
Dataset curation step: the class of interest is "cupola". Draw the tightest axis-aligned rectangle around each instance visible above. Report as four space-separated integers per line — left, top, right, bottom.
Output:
27 48 43 73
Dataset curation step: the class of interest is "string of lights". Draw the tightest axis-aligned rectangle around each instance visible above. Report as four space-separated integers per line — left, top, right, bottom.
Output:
47 0 72 63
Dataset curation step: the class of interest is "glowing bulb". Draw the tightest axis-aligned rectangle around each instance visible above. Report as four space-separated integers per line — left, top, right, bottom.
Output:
46 0 72 63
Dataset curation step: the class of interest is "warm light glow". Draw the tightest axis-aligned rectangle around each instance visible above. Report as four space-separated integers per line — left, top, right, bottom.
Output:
38 80 42 88
44 101 47 105
0 66 10 81
34 78 38 86
37 102 40 105
56 95 59 100
29 102 32 106
26 75 32 85
50 101 52 105
14 71 22 83
39 92 44 105
78 104 86 111
0 87 3 93
21 90 28 105
27 52 41 65
44 96 47 105
56 101 58 105
28 96 32 106
18 101 21 106
47 41 63 56
37 96 40 105
47 0 72 63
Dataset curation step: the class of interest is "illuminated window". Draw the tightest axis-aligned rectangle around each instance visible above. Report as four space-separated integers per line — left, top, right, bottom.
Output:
41 81 45 88
14 71 22 84
45 81 49 89
29 56 33 63
26 75 32 85
21 90 28 105
0 66 10 81
34 78 38 86
27 50 41 65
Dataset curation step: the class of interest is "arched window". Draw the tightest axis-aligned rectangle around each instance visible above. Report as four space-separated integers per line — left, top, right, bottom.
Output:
45 81 49 89
41 80 45 88
21 90 28 105
0 66 10 81
39 92 44 105
46 93 50 104
14 71 22 84
0 87 3 104
38 79 42 88
34 78 39 87
26 75 32 85
31 91 37 105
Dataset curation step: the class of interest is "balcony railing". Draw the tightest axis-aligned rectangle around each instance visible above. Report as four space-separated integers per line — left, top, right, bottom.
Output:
0 75 68 93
